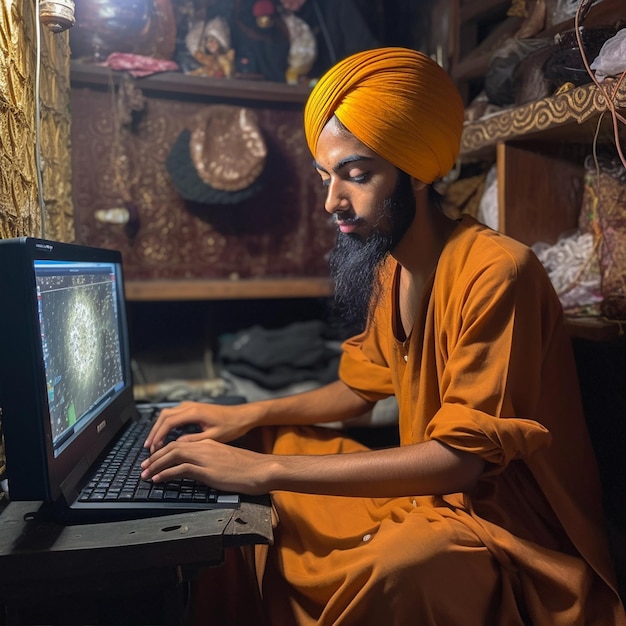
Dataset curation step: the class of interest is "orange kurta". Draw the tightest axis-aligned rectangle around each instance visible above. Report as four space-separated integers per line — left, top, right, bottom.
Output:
260 216 626 625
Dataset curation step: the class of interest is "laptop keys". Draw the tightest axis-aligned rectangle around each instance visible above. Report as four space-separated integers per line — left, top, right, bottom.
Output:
78 420 219 505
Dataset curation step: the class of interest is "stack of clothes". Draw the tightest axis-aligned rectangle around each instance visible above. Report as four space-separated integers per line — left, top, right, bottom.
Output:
218 320 341 400
217 319 400 432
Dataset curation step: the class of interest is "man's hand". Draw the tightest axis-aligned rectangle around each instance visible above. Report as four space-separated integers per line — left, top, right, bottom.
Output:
140 438 270 495
143 401 255 453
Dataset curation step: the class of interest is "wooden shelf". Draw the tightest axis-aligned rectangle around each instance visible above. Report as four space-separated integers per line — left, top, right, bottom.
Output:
461 78 626 158
451 0 624 91
124 278 333 301
452 14 521 82
458 0 510 23
70 61 311 106
566 316 625 342
543 0 625 36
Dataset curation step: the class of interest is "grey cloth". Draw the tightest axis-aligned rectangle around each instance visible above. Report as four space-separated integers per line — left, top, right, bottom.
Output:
218 320 341 389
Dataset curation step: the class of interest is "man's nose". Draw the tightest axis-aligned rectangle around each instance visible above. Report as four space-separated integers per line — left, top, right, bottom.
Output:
324 179 348 215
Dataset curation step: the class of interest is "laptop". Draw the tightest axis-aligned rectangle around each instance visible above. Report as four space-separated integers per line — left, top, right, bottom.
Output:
0 237 242 522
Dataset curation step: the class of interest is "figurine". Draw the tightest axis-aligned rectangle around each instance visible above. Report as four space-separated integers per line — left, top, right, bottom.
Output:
185 15 235 78
281 9 316 84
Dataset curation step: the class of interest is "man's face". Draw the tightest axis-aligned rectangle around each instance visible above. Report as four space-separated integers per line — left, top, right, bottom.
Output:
314 117 416 330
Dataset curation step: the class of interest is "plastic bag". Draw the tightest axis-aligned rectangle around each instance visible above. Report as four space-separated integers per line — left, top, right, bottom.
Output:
590 28 626 83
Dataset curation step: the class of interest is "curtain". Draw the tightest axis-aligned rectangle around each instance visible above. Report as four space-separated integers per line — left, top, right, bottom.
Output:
0 0 73 489
0 0 74 241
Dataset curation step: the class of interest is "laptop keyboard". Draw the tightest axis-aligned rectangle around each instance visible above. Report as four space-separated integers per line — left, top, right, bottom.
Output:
78 418 220 505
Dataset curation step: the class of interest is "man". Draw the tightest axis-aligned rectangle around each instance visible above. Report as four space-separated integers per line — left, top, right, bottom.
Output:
142 48 626 624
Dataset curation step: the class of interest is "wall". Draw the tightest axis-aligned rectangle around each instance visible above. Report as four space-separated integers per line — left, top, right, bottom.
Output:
70 85 334 281
0 0 74 241
0 0 74 489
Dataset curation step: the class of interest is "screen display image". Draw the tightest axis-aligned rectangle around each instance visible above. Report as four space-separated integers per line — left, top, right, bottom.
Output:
34 260 126 457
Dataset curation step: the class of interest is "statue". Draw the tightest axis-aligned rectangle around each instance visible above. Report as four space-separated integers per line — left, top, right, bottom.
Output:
185 15 235 78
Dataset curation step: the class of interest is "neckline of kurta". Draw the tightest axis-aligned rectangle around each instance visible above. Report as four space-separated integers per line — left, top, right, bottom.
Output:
391 264 409 347
390 262 436 353
389 216 469 352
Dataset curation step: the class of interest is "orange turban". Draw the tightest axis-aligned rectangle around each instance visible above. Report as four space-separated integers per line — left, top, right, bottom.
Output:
304 47 464 184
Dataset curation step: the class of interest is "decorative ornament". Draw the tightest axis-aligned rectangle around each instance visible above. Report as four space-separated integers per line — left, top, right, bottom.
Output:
252 0 276 29
185 16 235 78
283 12 316 84
39 0 76 33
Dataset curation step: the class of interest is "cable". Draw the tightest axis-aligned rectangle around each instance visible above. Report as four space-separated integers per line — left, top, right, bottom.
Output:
35 1 47 239
574 0 626 168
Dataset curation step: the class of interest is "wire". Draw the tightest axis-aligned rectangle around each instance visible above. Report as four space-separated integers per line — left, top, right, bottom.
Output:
574 0 626 168
35 0 47 239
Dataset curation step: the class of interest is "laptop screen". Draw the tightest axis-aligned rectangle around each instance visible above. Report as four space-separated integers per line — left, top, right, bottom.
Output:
0 237 136 502
34 259 126 458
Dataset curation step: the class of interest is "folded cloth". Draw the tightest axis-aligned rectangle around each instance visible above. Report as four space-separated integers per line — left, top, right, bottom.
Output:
218 320 341 389
219 320 335 369
101 53 179 77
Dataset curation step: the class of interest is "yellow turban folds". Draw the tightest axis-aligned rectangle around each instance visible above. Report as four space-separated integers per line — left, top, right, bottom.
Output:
304 47 464 184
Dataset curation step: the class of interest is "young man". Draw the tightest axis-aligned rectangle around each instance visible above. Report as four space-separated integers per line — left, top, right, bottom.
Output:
142 48 626 624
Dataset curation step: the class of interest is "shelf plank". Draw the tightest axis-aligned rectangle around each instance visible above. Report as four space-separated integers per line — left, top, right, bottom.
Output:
124 278 334 301
70 61 311 105
452 0 624 88
459 0 511 23
566 316 625 342
543 0 625 35
461 78 626 157
125 280 625 340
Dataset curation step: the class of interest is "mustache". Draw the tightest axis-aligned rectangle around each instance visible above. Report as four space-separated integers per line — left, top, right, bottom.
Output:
332 212 360 226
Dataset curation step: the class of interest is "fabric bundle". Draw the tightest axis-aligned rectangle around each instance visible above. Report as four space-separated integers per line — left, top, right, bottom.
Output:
218 320 341 390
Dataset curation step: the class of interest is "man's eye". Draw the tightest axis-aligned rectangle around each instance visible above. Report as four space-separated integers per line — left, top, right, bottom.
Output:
349 172 370 183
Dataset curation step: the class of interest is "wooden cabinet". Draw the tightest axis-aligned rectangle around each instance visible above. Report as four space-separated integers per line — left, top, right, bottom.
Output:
462 79 626 238
455 0 626 341
451 0 625 104
461 79 626 339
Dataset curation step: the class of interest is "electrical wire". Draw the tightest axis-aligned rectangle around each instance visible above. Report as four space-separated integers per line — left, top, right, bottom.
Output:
574 0 626 169
34 0 47 240
574 0 626 323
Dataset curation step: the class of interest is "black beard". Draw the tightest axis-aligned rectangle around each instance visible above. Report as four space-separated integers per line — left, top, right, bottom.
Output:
328 171 416 333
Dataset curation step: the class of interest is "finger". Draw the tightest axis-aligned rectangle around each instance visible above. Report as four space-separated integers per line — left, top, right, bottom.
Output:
140 443 168 471
142 439 202 472
140 448 170 479
144 407 191 450
149 462 210 486
141 443 210 482
144 410 175 449
177 431 212 444
142 455 190 483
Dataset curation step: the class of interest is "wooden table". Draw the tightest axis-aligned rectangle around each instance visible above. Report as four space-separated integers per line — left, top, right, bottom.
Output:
0 498 273 625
